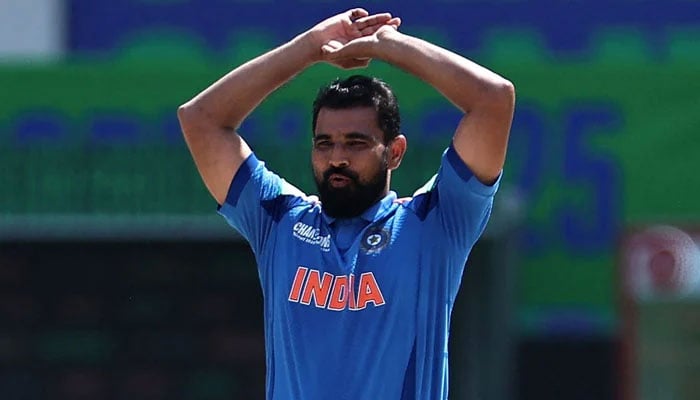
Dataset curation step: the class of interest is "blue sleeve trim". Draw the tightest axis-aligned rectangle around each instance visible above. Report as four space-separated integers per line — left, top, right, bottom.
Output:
222 153 259 207
445 145 501 196
445 145 474 182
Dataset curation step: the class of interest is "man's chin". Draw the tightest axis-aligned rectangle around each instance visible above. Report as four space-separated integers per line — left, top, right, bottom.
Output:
323 206 364 219
319 182 354 199
320 196 367 219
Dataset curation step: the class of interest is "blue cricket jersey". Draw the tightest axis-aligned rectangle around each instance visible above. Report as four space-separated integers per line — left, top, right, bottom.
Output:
218 145 500 400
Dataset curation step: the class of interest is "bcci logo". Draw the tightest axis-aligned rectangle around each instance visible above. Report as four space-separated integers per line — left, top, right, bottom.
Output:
361 227 390 255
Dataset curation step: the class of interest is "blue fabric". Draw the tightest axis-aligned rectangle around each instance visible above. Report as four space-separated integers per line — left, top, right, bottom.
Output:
218 148 500 400
220 153 257 207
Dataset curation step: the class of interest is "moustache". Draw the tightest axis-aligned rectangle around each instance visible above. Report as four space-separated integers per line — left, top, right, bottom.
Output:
323 167 359 182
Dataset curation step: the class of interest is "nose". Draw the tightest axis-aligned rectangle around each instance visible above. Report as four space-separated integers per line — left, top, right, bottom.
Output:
329 145 350 169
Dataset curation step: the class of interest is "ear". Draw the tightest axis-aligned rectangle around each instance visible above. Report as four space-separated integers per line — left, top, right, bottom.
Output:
387 134 407 170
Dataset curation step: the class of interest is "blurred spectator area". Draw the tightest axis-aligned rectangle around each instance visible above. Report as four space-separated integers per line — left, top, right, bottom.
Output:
0 241 265 400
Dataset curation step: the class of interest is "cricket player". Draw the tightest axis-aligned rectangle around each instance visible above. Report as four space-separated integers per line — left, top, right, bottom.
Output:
178 8 515 399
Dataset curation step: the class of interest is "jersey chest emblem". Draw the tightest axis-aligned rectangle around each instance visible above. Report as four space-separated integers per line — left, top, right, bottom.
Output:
361 227 391 255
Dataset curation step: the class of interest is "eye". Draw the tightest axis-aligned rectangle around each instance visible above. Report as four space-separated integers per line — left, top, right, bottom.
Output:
314 140 332 149
348 140 368 148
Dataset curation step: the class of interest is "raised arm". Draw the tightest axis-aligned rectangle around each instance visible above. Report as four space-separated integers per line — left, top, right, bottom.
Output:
322 25 515 185
177 9 400 204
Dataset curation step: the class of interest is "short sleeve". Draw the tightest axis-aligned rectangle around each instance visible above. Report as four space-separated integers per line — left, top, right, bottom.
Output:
415 145 501 251
216 153 306 255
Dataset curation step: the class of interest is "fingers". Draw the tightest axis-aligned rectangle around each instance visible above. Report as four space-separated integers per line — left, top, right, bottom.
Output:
353 13 393 31
387 17 401 28
352 14 401 36
322 39 344 53
357 24 379 36
346 8 369 21
322 49 371 70
322 36 367 60
322 10 401 61
357 22 401 38
358 22 399 36
320 38 371 69
337 58 371 70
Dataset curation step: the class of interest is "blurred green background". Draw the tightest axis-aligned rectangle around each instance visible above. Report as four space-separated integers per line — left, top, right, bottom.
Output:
1 1 699 399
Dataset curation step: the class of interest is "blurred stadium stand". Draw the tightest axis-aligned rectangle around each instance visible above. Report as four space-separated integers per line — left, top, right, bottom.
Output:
0 241 265 399
1 0 699 399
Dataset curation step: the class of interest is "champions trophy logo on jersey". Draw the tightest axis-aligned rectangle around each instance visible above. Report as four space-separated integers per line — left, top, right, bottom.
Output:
361 227 391 255
292 222 331 252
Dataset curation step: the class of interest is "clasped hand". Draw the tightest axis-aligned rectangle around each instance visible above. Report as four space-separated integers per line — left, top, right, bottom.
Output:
307 8 401 69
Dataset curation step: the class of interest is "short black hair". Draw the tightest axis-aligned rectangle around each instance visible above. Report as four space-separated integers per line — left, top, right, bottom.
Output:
312 75 401 143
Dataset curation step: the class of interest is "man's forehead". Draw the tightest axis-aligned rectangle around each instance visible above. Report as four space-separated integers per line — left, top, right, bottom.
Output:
313 131 377 142
314 107 381 137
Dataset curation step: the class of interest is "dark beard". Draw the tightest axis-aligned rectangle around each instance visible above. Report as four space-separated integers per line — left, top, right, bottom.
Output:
314 163 388 219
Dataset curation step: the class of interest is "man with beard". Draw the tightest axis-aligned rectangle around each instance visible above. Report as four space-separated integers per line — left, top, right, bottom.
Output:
178 8 514 400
